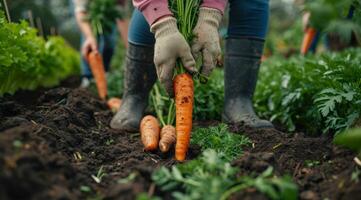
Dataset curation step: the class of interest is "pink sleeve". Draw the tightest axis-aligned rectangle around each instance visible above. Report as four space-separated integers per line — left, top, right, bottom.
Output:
201 0 227 14
133 0 173 25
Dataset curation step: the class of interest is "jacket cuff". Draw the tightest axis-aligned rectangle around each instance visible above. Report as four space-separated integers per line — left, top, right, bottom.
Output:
201 0 227 14
140 1 173 25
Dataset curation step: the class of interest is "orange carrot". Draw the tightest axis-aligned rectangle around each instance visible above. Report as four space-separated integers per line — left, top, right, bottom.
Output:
140 115 160 151
174 73 194 161
87 51 107 100
159 125 176 153
300 27 317 55
107 97 122 112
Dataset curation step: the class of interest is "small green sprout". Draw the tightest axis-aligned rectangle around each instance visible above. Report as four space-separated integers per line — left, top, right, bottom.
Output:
91 165 107 184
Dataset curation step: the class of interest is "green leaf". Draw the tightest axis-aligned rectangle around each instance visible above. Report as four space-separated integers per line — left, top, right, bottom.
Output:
171 166 184 181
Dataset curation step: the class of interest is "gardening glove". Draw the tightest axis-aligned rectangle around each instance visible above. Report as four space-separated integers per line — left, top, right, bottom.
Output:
192 7 222 77
151 17 197 97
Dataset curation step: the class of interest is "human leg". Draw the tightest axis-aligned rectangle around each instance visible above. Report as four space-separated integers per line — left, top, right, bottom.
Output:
223 0 273 128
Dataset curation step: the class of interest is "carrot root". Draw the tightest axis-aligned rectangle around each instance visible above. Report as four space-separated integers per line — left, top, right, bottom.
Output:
301 27 317 55
159 125 176 153
140 115 160 151
87 51 107 100
174 73 194 161
107 97 122 112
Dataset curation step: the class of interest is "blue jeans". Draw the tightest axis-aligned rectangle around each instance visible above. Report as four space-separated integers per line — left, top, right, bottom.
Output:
81 32 116 78
128 0 269 45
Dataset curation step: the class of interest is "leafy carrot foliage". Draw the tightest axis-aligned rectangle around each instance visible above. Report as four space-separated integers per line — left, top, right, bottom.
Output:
255 48 361 134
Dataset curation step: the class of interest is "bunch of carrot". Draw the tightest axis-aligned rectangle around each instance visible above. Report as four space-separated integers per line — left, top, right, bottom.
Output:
140 0 200 161
171 0 200 161
140 83 177 152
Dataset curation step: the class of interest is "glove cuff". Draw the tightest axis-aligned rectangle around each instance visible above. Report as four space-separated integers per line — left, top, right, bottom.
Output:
150 17 179 39
198 7 222 28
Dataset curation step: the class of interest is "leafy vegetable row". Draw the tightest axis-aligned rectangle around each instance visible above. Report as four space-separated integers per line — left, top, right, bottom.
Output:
255 48 361 134
0 12 80 95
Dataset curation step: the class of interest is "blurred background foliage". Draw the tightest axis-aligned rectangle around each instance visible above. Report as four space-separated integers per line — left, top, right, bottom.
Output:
2 0 360 55
6 0 80 48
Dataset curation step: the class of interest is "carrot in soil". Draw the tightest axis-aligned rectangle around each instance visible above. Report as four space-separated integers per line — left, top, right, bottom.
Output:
159 125 176 153
174 73 194 161
140 115 160 151
87 51 107 100
107 97 122 112
300 27 317 55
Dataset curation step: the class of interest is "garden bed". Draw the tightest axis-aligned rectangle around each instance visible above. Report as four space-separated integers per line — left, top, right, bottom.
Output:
0 86 360 200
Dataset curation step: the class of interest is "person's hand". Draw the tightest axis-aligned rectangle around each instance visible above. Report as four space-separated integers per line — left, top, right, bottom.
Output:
82 36 98 58
151 17 196 96
302 12 311 32
191 7 222 77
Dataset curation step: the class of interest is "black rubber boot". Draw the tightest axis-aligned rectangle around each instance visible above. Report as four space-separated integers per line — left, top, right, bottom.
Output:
222 38 274 129
110 43 157 132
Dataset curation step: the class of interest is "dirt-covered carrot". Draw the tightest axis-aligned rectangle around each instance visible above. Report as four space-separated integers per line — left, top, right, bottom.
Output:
107 97 122 112
300 27 317 55
87 51 107 100
174 73 194 161
167 0 199 160
140 115 160 151
159 125 176 153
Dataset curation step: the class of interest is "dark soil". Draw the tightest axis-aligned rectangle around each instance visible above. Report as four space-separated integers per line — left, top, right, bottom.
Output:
229 126 361 200
0 86 360 200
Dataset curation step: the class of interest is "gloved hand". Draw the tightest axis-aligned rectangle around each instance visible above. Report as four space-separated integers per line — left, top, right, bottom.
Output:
151 17 196 96
192 7 222 77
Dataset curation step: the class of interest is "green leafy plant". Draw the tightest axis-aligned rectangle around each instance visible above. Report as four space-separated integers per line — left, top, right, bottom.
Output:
191 124 250 161
193 68 224 120
221 167 298 200
255 49 361 134
152 149 238 200
0 12 79 95
153 150 297 200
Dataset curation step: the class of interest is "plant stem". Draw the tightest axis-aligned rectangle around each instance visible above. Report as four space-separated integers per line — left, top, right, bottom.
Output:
151 84 166 126
220 184 249 200
167 100 175 125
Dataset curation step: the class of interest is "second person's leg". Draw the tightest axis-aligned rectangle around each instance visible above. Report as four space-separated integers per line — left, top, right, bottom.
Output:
110 9 157 132
223 0 273 128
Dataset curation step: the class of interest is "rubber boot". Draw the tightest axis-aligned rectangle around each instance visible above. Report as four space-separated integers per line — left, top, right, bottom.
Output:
110 43 157 132
222 38 274 129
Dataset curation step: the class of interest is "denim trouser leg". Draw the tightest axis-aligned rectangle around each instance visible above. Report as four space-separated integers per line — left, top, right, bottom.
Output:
128 9 155 46
227 0 270 39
